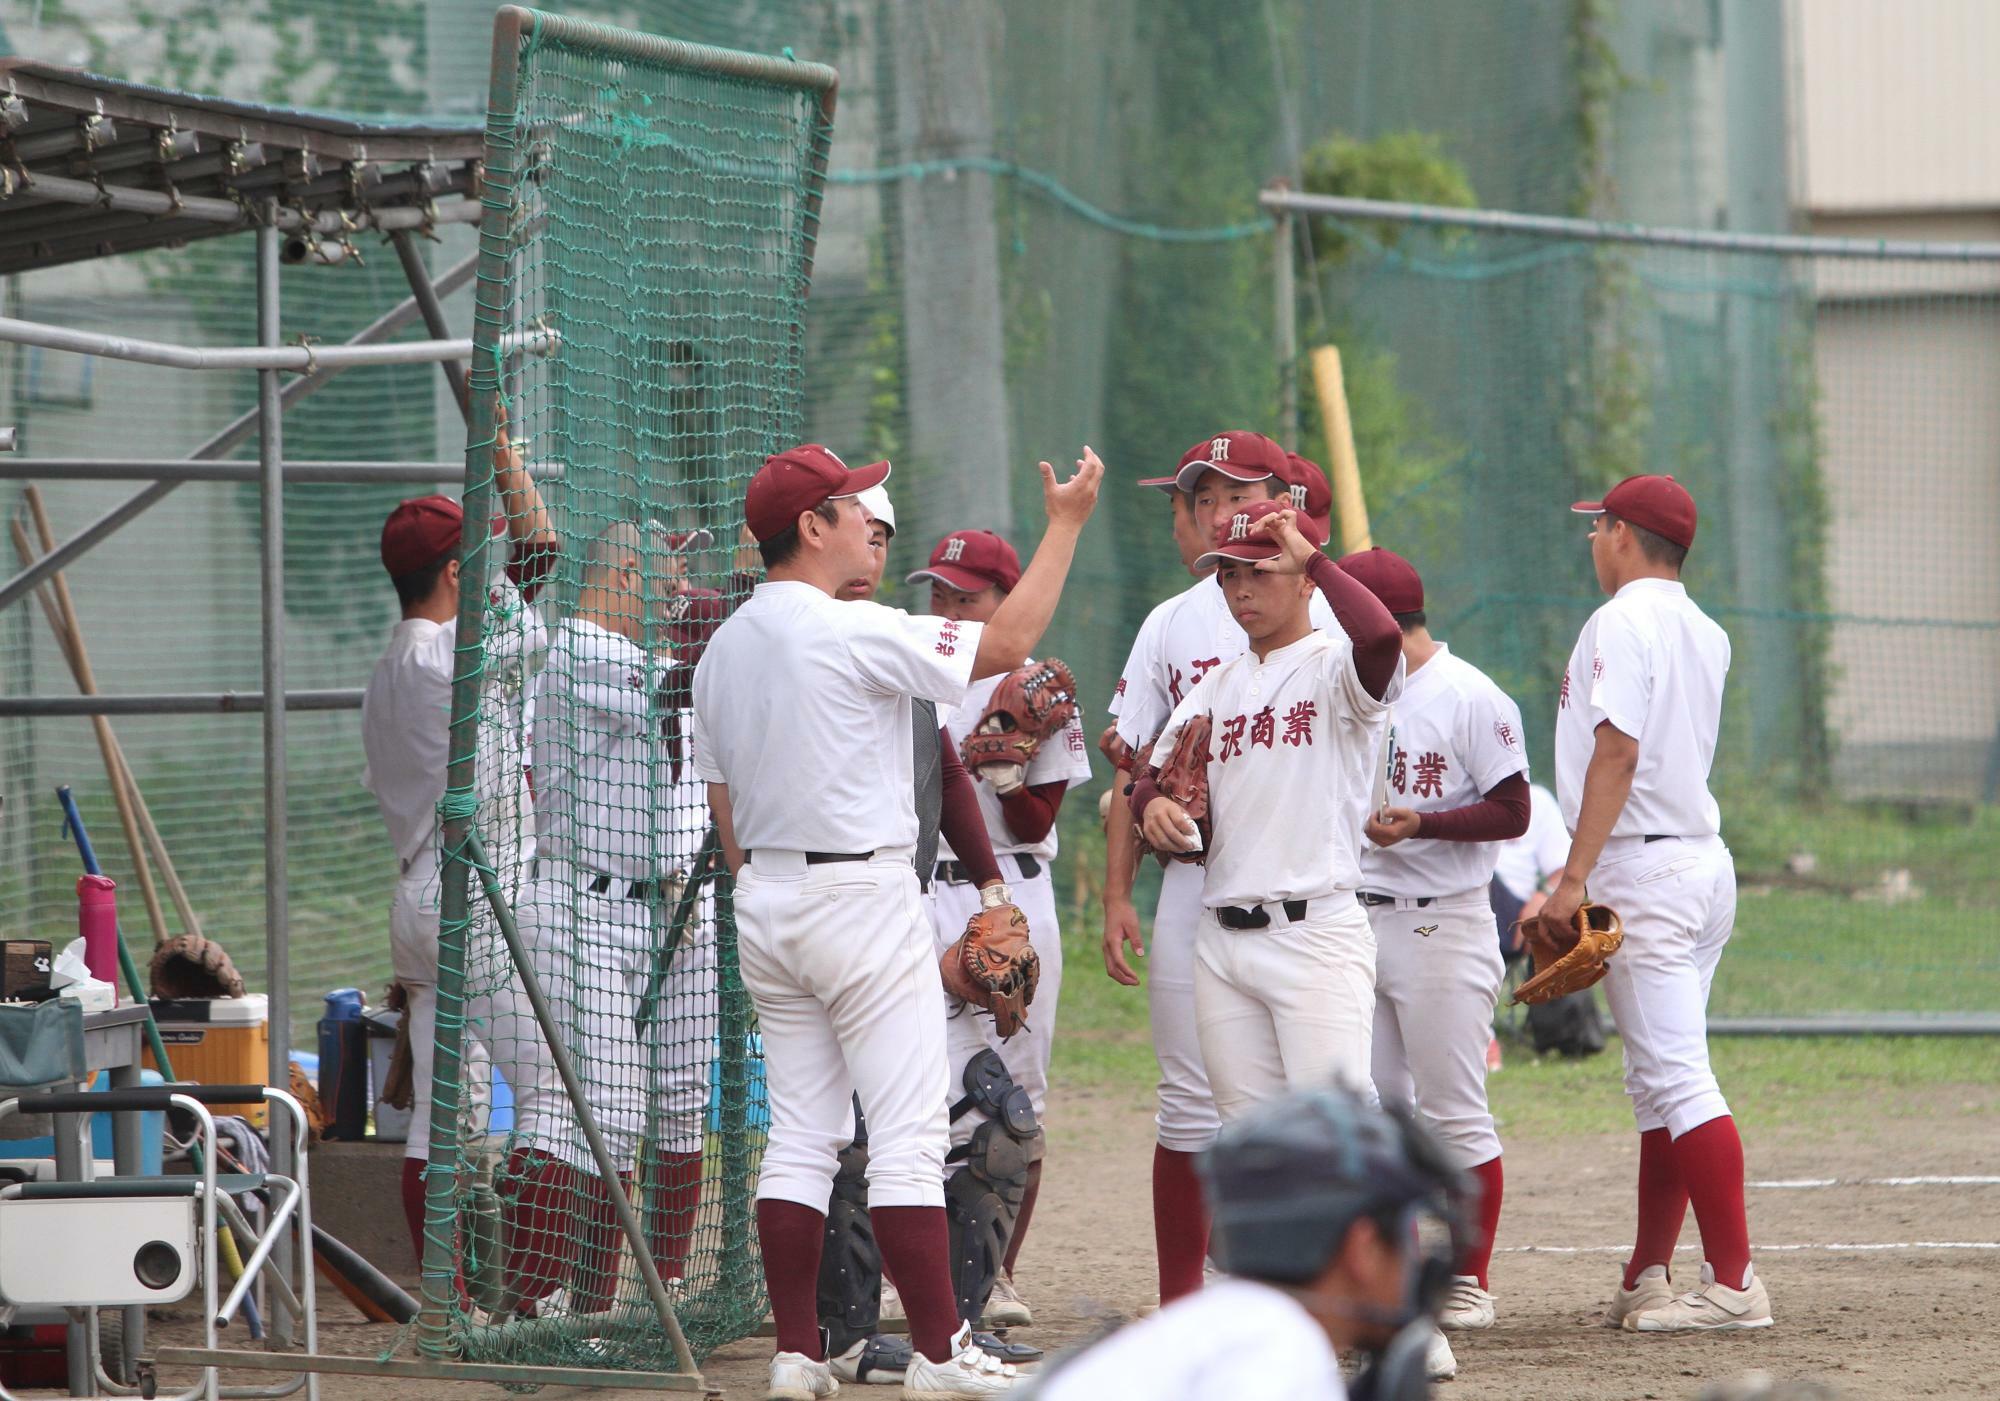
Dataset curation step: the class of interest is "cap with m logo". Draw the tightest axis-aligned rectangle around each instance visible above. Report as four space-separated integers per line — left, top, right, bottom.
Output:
1171 430 1288 492
906 528 1023 593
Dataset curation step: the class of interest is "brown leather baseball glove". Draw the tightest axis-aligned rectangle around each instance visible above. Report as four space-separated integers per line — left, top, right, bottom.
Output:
1138 714 1213 866
961 659 1078 795
1512 901 1624 1005
940 901 1041 1039
149 933 246 1000
1098 723 1136 774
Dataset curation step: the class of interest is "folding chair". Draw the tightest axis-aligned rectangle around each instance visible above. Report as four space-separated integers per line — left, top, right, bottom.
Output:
0 1083 319 1401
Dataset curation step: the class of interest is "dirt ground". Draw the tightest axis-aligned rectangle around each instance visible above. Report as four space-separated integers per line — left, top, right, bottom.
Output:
113 1080 2000 1400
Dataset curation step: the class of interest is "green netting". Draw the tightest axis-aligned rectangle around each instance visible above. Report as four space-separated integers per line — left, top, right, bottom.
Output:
418 10 833 1369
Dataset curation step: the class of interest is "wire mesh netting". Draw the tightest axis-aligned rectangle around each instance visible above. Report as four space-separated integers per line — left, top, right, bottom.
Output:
418 11 832 1366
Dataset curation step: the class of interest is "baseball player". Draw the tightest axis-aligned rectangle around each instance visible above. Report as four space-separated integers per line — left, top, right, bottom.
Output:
1101 431 1338 1305
506 520 719 1315
1544 474 1771 1331
910 527 1092 1329
1338 547 1529 1338
1023 1085 1464 1401
693 443 1101 1399
361 408 558 1260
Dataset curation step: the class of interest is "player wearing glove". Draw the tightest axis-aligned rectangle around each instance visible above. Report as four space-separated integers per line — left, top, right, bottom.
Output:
912 526 1092 1332
1553 475 1769 1332
1513 901 1624 1004
1339 548 1530 1365
1102 433 1341 1306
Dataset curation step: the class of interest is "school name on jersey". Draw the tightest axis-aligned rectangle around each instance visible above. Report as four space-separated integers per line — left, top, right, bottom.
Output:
1556 649 1604 711
1168 656 1223 706
1386 736 1448 798
936 619 964 657
1213 699 1318 759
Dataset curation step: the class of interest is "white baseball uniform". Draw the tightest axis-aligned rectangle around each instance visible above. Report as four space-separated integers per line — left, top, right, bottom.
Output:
1492 782 1568 906
1555 577 1735 1138
929 667 1093 1130
1152 628 1399 1123
518 617 717 1173
1109 579 1336 1150
693 580 980 1209
1361 643 1527 1168
1027 1276 1345 1401
362 571 549 1160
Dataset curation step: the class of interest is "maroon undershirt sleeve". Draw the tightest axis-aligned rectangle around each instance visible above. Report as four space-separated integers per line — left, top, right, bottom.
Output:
997 780 1067 846
1414 771 1532 843
938 729 1003 885
505 539 560 604
1305 553 1401 701
1127 769 1163 826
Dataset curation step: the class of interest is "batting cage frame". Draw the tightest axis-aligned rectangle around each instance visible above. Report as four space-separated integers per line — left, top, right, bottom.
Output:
416 6 838 1391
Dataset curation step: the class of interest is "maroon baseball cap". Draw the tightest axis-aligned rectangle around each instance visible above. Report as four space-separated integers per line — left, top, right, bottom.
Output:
381 494 464 576
906 529 1022 593
1572 473 1697 550
649 524 715 553
1336 546 1424 614
1193 499 1325 571
743 444 891 543
1279 452 1334 535
1171 430 1288 492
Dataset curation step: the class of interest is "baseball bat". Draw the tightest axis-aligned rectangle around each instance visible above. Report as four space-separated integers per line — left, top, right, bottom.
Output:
22 486 203 942
310 1223 419 1323
1310 344 1373 554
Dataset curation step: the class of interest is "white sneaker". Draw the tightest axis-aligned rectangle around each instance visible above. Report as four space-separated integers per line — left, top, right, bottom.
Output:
768 1351 841 1400
1602 1263 1675 1329
985 1272 1033 1328
902 1323 1020 1397
829 1336 912 1385
880 1278 905 1321
1425 1327 1457 1381
1439 1275 1495 1330
1626 1263 1773 1332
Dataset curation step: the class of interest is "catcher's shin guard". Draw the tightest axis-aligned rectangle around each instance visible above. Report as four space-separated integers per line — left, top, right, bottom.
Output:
945 1051 1044 1325
818 1109 882 1355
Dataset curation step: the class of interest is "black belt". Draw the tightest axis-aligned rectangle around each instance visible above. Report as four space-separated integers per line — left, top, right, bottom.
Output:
935 854 1042 886
1357 891 1431 908
588 874 661 901
742 850 875 866
1216 898 1310 931
1644 833 1673 843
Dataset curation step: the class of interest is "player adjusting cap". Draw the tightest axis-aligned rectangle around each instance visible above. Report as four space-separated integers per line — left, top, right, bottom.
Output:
647 522 715 553
744 443 892 543
1571 473 1697 550
381 494 463 576
1192 498 1325 572
855 484 897 537
1279 451 1334 536
1171 429 1288 492
906 529 1022 593
1336 546 1423 614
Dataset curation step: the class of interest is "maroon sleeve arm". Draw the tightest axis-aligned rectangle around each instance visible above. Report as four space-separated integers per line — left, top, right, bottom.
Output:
505 539 561 603
1306 553 1401 701
1127 769 1163 825
939 729 1003 886
996 780 1067 846
1414 771 1532 843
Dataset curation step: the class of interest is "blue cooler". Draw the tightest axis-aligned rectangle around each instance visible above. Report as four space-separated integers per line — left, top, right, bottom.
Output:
0 1069 167 1174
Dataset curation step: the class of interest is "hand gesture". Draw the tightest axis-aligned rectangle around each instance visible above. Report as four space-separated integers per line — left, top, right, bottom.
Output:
1040 445 1104 532
1251 507 1320 575
1102 898 1146 987
1141 796 1201 854
1365 805 1422 847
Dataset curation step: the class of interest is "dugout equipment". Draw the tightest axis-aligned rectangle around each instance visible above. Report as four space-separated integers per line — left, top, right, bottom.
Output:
147 933 245 1000
940 889 1040 1039
944 1050 1045 1327
960 659 1079 795
1512 901 1625 1005
1140 714 1213 865
818 1098 890 1360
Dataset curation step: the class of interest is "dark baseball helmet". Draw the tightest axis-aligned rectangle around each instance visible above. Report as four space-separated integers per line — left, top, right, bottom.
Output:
1199 1086 1467 1288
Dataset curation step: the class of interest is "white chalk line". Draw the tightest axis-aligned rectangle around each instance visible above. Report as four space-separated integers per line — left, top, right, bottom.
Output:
1747 1175 2000 1189
1500 1241 2000 1255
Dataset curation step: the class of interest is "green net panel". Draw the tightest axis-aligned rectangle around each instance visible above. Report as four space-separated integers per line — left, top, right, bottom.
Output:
422 9 834 1370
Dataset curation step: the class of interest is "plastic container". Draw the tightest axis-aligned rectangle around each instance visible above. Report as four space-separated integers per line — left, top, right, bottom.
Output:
141 994 270 1127
0 1068 166 1174
317 990 370 1141
75 875 120 1000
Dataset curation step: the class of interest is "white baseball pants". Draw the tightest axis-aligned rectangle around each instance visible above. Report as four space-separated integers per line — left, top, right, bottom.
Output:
928 856 1063 1148
1591 834 1737 1138
1148 859 1222 1152
1368 889 1505 1168
734 849 952 1210
390 859 501 1159
1193 897 1376 1124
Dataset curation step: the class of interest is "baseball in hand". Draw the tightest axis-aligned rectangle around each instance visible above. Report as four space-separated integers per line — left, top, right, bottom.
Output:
1142 796 1200 852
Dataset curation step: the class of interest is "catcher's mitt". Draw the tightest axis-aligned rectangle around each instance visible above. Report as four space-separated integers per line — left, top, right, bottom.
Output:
940 901 1041 1039
1138 714 1213 866
961 659 1079 795
149 933 246 1000
1512 901 1624 1005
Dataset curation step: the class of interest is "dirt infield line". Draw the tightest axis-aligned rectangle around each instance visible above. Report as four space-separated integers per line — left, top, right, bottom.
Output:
1747 1174 2000 1188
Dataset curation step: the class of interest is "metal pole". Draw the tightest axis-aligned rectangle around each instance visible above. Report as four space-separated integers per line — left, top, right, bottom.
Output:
7 169 480 235
1271 188 1297 446
256 208 295 1348
0 316 553 371
0 690 363 716
0 246 483 616
391 230 472 421
0 459 559 484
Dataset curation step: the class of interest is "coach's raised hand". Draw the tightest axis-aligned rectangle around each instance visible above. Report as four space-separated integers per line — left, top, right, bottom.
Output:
969 446 1106 679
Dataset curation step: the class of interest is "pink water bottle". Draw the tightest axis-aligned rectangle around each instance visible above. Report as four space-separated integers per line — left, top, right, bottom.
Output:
77 875 120 1003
